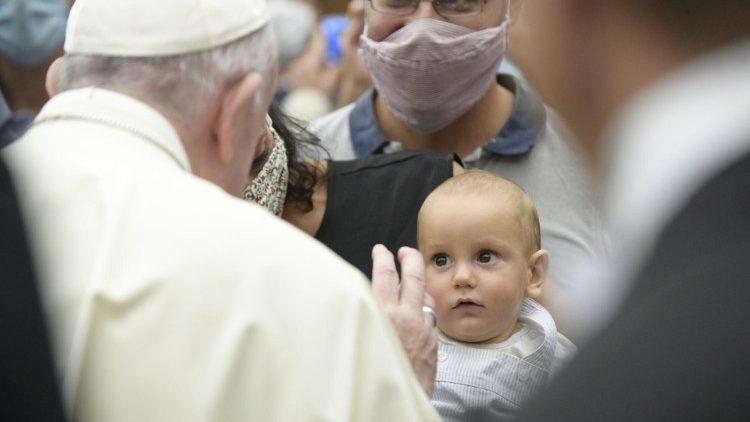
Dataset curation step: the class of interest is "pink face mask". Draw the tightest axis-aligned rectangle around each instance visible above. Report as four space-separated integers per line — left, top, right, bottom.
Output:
359 14 511 133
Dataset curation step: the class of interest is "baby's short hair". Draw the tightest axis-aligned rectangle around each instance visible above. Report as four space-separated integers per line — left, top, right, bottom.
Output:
420 170 542 254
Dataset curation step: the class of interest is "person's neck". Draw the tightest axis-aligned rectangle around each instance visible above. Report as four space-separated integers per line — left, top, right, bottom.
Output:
375 83 514 158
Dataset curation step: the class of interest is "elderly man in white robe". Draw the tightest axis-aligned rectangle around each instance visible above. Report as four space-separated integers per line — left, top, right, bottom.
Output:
2 0 440 420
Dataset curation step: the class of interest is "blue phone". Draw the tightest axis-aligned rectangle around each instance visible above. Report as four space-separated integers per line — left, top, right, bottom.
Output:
321 14 349 64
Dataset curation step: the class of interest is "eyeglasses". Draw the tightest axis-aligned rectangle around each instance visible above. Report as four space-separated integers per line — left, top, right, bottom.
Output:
368 0 487 18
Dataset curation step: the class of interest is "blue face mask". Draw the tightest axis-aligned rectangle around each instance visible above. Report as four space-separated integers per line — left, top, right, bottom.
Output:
0 0 67 66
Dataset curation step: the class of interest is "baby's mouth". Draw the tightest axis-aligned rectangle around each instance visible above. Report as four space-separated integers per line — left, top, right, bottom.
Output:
453 299 484 312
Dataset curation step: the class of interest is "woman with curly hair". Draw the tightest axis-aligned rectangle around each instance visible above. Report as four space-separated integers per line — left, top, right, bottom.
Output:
244 103 462 276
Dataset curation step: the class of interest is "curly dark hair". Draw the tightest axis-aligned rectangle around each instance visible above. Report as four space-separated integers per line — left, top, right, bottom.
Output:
267 102 329 213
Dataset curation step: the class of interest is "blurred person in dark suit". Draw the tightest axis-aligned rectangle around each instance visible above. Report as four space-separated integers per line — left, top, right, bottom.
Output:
515 1 750 420
0 156 65 420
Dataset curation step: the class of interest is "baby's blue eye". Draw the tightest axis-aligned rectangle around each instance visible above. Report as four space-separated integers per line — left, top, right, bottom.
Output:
477 251 497 263
433 254 452 267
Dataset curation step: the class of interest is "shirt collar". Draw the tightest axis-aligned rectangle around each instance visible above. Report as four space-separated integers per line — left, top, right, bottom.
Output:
33 87 191 171
348 74 547 158
349 88 390 157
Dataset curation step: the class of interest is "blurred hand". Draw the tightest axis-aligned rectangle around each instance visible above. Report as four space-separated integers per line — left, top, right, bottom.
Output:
336 0 372 106
283 26 341 98
371 244 437 397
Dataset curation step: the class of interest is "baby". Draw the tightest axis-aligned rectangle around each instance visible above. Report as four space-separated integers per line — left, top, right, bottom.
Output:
417 170 576 421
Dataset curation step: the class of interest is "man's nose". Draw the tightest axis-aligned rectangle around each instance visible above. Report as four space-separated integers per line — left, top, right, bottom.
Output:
411 0 442 20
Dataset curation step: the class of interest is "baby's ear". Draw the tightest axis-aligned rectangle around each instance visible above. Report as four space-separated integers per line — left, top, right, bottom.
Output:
525 249 549 299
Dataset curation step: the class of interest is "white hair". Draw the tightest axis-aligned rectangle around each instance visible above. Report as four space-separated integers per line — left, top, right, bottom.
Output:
59 25 277 124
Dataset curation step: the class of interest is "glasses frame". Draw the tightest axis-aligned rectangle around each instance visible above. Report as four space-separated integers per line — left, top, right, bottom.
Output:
368 0 487 18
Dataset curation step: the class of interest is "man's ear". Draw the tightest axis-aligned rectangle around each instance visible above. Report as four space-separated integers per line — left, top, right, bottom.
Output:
525 249 549 299
46 57 63 97
213 72 263 164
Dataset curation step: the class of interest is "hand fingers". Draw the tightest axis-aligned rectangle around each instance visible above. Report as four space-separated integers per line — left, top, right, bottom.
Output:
344 1 365 46
397 247 426 309
347 0 365 18
371 244 399 304
308 27 327 58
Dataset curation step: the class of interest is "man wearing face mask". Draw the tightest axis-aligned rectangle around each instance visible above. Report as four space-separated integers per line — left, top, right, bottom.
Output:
309 0 606 325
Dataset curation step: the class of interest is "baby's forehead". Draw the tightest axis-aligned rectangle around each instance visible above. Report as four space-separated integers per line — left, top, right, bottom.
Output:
419 188 531 230
424 186 523 214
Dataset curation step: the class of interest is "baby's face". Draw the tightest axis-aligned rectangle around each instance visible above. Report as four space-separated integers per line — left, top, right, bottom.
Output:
418 194 531 344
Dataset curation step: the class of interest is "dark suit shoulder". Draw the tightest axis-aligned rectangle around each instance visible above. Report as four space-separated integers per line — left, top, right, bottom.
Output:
517 153 750 422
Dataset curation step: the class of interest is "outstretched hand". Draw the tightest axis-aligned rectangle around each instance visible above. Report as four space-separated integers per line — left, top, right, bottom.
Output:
371 244 437 397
